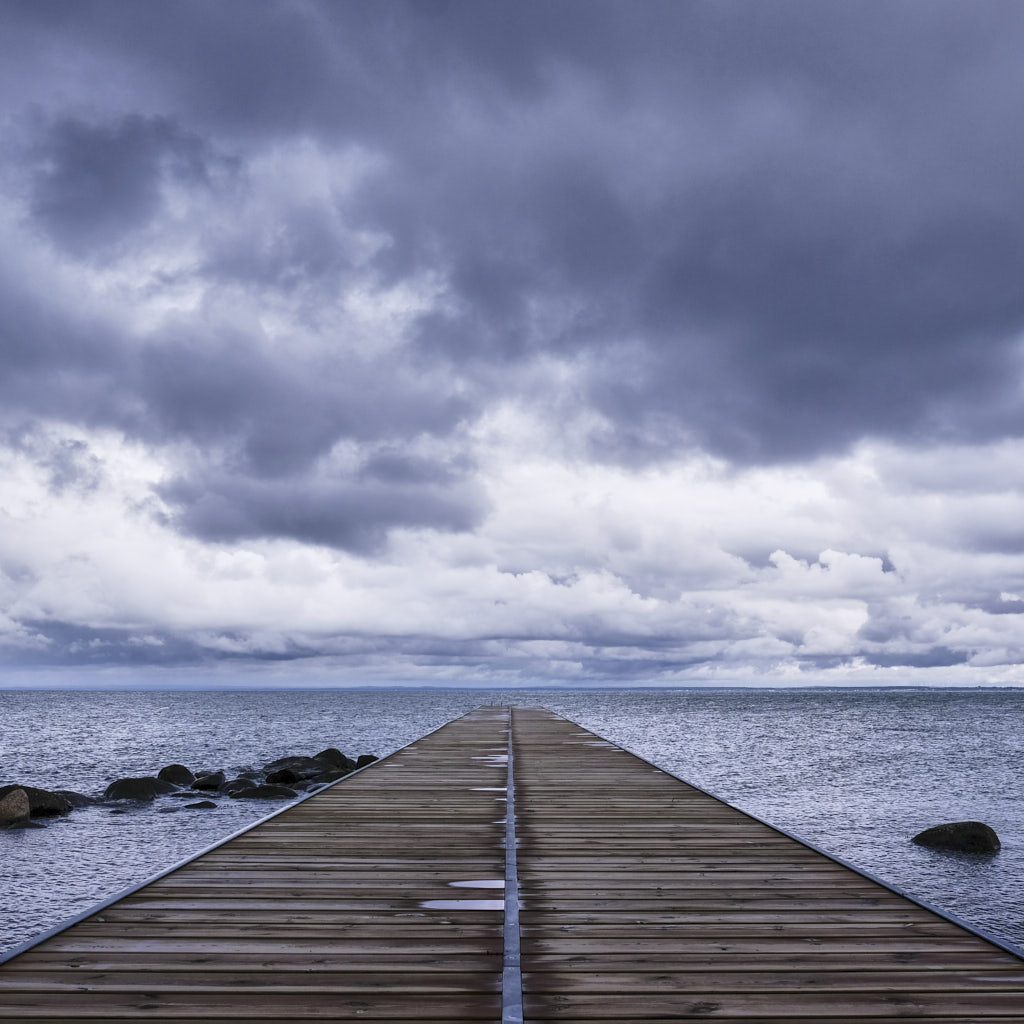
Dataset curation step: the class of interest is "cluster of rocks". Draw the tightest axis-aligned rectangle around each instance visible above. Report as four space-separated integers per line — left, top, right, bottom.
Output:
0 747 377 828
0 785 80 829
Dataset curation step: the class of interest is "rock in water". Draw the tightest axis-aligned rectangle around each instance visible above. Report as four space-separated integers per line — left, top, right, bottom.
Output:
313 747 348 768
103 777 177 802
912 821 1001 854
0 784 73 817
158 764 196 786
306 768 350 786
230 784 298 800
219 778 257 796
184 800 218 809
191 771 226 790
0 788 30 825
355 754 378 769
261 755 326 778
52 790 97 808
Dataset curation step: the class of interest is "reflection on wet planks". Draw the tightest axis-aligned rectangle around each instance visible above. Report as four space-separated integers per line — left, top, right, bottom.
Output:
511 706 1024 1022
0 706 512 1022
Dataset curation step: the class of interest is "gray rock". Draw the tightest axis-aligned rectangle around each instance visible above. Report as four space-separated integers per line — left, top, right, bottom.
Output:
355 754 378 769
157 807 179 814
0 784 74 817
266 768 300 784
184 800 218 809
0 788 30 825
157 764 195 787
230 784 298 800
191 771 226 790
103 777 177 802
912 821 1001 855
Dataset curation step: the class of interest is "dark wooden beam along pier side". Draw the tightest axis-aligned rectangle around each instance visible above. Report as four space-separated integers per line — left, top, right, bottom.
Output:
1 706 1022 1021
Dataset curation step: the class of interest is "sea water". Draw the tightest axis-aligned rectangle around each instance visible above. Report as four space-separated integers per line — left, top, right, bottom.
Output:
1 686 1022 955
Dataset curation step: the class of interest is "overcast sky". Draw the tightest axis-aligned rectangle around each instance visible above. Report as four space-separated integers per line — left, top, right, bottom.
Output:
2 0 1024 687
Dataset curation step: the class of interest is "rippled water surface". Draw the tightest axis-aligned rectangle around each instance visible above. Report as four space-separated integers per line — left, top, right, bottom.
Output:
2 687 1022 955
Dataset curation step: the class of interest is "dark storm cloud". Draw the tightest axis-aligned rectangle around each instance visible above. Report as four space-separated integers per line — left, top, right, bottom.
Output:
863 647 970 669
203 201 356 292
159 460 485 553
0 236 481 548
133 328 474 477
387 1 1024 462
6 0 1024 552
9 620 321 666
0 243 474 456
30 114 214 256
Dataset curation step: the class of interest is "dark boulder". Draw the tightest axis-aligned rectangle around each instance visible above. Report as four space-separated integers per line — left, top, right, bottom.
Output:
355 754 378 769
184 800 218 809
306 768 350 786
103 777 177 802
157 764 195 787
912 821 1001 855
0 788 30 825
52 790 97 808
266 768 300 784
191 771 226 790
230 784 298 800
262 755 324 777
313 747 347 768
219 778 257 796
0 784 74 816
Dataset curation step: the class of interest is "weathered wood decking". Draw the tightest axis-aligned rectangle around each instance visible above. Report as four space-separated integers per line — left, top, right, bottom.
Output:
1 705 1022 1021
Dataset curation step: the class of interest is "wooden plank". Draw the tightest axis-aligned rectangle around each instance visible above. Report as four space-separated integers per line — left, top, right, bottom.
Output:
522 990 1024 1017
0 972 498 993
7 952 500 973
0 990 500 1018
523 952 1024 971
522 970 1024 993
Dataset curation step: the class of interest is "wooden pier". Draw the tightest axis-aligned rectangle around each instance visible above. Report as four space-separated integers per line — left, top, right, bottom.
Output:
1 705 1022 1021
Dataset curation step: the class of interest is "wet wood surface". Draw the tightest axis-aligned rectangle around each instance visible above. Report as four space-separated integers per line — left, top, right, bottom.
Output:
511 707 1024 1021
0 706 511 1021
1 704 1022 1021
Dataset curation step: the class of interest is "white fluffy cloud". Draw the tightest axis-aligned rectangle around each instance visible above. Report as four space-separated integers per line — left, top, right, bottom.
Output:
2 413 1024 684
